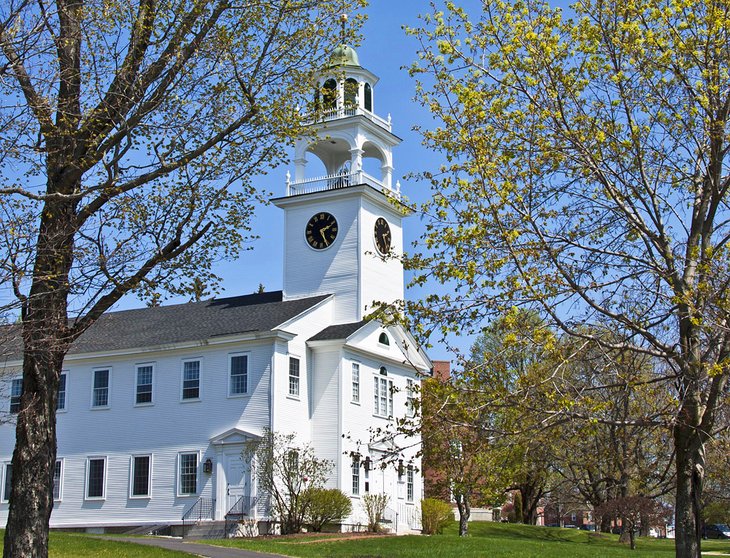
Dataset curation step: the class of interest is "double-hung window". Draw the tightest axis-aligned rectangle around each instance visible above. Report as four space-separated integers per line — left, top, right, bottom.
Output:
2 463 11 502
92 369 110 408
178 453 198 496
135 364 154 405
57 373 67 411
131 455 152 498
407 466 414 502
351 363 360 403
288 357 300 397
373 373 393 418
351 457 360 496
86 457 106 499
53 459 63 500
229 354 248 396
9 378 22 414
406 379 415 417
181 360 200 400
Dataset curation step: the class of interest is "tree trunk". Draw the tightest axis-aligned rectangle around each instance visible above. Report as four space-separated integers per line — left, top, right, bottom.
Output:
600 514 612 533
674 421 704 558
455 493 470 537
3 177 76 557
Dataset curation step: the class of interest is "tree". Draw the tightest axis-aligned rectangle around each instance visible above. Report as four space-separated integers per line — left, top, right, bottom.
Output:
595 496 672 550
406 2 730 556
362 492 389 533
244 429 333 535
0 2 357 555
421 371 499 536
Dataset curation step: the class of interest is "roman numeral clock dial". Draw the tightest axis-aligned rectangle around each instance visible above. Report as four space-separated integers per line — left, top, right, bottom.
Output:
374 217 391 255
305 212 338 250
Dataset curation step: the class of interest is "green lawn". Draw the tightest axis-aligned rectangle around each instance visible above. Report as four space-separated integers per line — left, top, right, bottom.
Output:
202 521 730 558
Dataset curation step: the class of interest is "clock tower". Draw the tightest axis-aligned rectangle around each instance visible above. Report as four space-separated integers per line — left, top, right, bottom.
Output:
273 35 409 325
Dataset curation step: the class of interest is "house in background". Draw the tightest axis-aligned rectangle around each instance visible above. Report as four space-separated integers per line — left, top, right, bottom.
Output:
0 40 429 536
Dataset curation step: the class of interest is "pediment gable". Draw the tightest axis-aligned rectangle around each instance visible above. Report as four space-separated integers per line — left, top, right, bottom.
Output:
345 322 431 373
209 427 260 446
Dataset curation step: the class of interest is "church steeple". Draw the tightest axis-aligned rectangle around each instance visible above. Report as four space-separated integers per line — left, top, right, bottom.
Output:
273 25 409 324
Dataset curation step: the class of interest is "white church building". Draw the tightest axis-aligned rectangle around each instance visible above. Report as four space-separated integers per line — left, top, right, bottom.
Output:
0 42 429 536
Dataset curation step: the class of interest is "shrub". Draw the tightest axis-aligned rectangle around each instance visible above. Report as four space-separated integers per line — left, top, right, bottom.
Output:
421 498 453 535
362 493 389 532
304 488 353 532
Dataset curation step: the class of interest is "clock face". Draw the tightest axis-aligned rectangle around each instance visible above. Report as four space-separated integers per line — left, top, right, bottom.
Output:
305 212 338 250
374 217 391 255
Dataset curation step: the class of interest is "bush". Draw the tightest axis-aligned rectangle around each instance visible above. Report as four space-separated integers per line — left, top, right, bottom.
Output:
362 493 389 532
421 498 454 535
304 488 353 532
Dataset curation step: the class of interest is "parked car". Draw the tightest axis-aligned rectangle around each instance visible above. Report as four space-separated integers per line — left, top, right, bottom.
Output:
703 524 730 539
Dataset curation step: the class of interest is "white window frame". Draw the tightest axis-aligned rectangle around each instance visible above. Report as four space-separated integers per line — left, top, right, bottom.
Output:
53 458 64 501
135 363 155 406
351 457 360 496
373 375 393 418
228 352 250 397
177 452 199 496
91 368 111 409
57 372 67 412
85 456 107 500
407 466 414 502
2 462 11 503
406 379 415 417
180 359 202 402
288 356 300 398
9 377 22 414
130 454 152 499
351 362 360 404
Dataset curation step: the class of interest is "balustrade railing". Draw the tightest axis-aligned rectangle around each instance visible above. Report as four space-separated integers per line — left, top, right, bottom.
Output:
286 170 400 199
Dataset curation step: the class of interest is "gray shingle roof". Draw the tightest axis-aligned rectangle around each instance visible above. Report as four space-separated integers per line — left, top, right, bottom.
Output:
1 291 330 361
309 320 368 342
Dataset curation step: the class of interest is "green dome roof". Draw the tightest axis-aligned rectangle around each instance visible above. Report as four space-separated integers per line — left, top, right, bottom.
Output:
330 44 360 67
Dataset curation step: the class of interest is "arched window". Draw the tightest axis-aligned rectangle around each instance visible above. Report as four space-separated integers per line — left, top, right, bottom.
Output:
323 79 337 111
364 83 372 111
378 332 390 346
379 366 388 376
344 78 358 107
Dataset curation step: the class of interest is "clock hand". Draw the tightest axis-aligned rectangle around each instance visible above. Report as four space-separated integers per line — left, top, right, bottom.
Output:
320 226 331 246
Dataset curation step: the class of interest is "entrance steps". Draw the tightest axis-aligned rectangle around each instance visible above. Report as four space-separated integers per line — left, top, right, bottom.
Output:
183 520 228 539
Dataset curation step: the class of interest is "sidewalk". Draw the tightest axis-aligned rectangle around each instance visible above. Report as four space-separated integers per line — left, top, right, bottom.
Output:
102 537 285 558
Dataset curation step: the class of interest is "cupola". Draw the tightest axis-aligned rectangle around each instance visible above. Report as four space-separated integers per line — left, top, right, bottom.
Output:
285 14 401 198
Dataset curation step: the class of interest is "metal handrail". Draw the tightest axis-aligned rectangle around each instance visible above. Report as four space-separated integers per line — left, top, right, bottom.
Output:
181 497 215 538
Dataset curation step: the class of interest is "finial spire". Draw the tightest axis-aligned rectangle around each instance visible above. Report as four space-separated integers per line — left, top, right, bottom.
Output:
340 13 348 43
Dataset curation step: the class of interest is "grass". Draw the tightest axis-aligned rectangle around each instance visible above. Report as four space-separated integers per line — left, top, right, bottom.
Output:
202 521 730 558
0 531 187 558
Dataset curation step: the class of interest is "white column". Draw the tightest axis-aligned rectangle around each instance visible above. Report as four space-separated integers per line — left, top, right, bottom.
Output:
380 163 394 189
350 147 364 184
294 156 307 182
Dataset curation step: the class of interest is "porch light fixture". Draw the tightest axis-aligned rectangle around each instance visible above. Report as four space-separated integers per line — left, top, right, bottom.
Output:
203 458 213 474
364 456 372 472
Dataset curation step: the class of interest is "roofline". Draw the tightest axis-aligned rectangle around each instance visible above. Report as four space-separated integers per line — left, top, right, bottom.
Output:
0 329 298 368
272 183 414 216
274 294 334 330
343 344 430 373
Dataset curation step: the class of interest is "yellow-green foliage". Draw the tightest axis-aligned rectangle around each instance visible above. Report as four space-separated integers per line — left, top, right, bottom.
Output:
421 498 455 535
